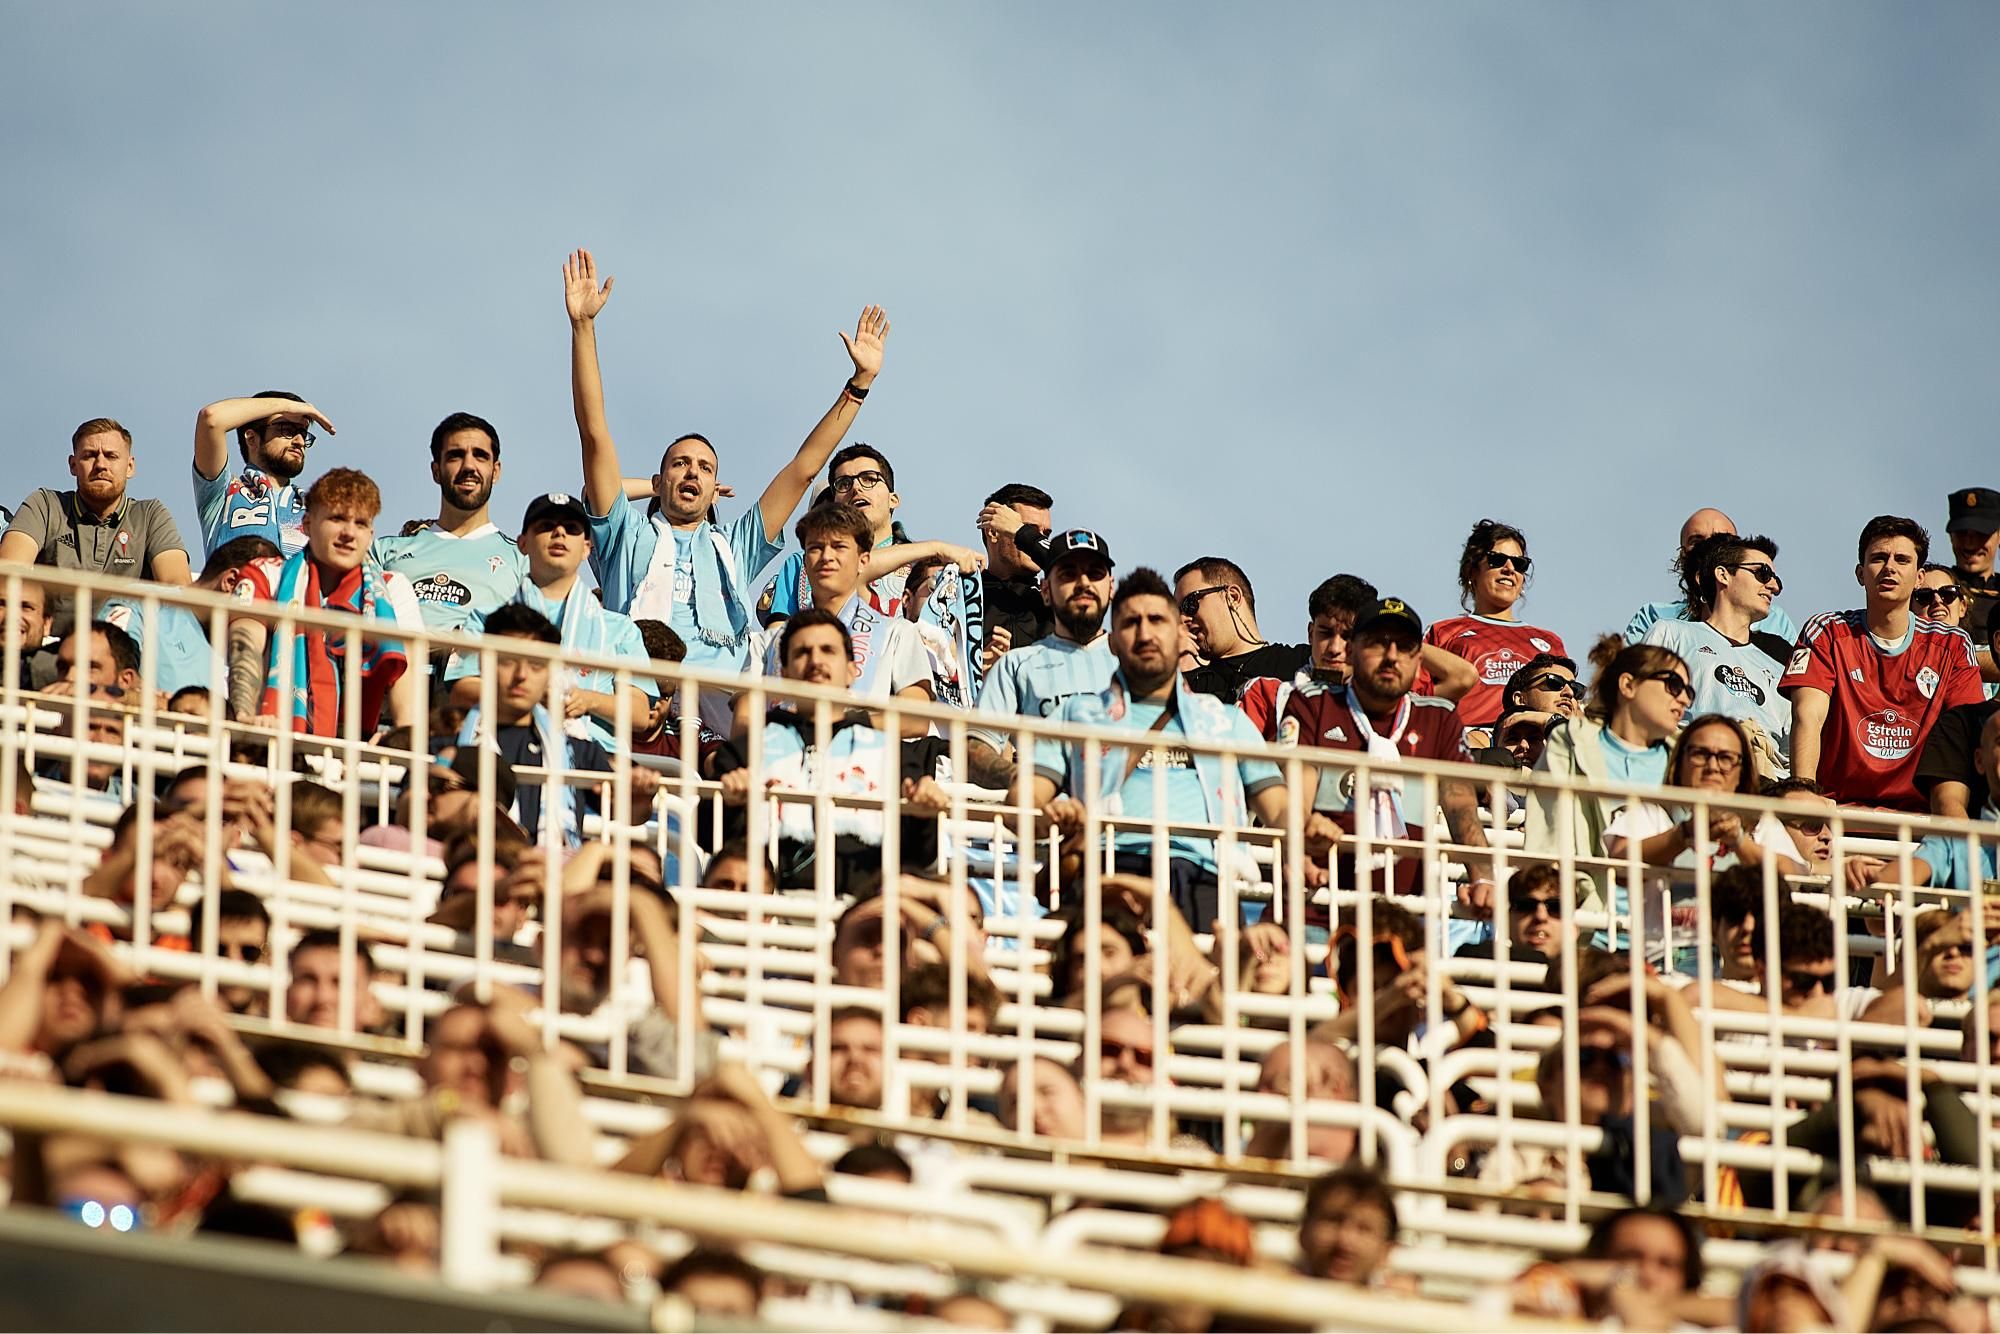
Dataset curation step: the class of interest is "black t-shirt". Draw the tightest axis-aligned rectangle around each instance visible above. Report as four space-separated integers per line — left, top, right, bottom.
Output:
981 572 1052 651
1914 697 2000 801
1949 565 2000 646
1184 642 1310 703
492 722 614 837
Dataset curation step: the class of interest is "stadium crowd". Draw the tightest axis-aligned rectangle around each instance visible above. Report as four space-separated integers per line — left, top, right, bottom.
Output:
0 247 1996 1330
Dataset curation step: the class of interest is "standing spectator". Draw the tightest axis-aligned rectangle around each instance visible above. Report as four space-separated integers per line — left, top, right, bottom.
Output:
1423 520 1568 734
1526 640 1691 914
1032 568 1334 928
227 468 417 735
1643 532 1792 773
1173 555 1307 703
101 535 278 699
191 392 335 558
369 413 528 633
448 492 655 751
1783 515 1983 810
1274 597 1492 927
972 483 1059 662
563 248 887 699
970 529 1117 784
1943 485 2000 659
1 418 193 635
1623 507 1800 646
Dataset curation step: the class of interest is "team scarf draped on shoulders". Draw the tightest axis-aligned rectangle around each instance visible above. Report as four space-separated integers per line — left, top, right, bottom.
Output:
917 562 985 708
518 578 620 741
456 704 580 847
630 516 746 651
259 552 406 736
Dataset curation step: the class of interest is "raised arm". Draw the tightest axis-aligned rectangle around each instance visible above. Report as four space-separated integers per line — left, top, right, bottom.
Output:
753 306 889 542
194 398 335 482
1788 685 1830 783
563 249 623 516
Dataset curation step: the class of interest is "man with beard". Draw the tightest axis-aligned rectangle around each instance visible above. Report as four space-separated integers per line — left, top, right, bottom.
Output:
969 530 1117 785
370 413 529 633
192 391 336 558
1032 568 1335 929
2 418 193 636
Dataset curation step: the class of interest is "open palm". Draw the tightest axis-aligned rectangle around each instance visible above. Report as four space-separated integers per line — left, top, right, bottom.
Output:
563 248 615 321
839 304 890 378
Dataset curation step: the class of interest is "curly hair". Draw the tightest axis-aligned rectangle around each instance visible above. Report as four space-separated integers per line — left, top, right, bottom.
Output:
1455 518 1529 611
303 467 382 519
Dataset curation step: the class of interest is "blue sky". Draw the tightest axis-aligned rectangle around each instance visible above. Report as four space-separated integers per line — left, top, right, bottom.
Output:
4 2 1997 655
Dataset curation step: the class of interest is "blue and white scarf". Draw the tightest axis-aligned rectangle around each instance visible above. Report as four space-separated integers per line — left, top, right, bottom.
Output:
519 578 630 747
917 563 985 708
457 704 579 847
631 518 747 651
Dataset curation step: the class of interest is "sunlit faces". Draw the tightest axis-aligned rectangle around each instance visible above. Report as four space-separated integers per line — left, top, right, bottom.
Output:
1950 523 1999 578
780 623 858 689
0 579 48 651
1349 624 1421 705
1675 720 1746 791
1513 666 1581 719
828 455 898 531
827 1011 885 1109
1714 555 1781 622
1171 570 1238 658
802 529 865 605
1043 554 1113 640
1307 609 1355 680
1299 1188 1394 1284
495 643 553 718
653 437 720 524
247 413 314 480
1619 663 1691 739
305 502 374 574
1918 918 1977 998
56 627 134 692
998 1056 1087 1139
1777 792 1836 866
1472 537 1529 614
420 1005 504 1108
67 430 135 512
1109 593 1181 693
1857 536 1922 606
1507 883 1563 955
521 518 589 581
432 428 499 515
285 944 380 1030
1097 1008 1158 1085
1913 567 1967 628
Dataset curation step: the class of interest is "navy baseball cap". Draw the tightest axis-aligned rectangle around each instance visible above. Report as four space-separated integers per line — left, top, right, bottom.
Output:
523 492 590 531
1046 528 1114 570
1948 487 2000 535
1354 597 1423 640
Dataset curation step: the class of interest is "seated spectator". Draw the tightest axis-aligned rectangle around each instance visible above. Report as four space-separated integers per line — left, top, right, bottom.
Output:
1296 1164 1397 1286
971 483 1060 658
46 620 143 698
997 1055 1088 1141
627 618 726 769
285 929 388 1035
0 574 51 685
1500 650 1584 728
427 837 543 959
1076 1007 1168 1148
1906 709 2000 889
1452 862 1571 981
1033 568 1333 929
1624 506 1800 646
1423 519 1568 737
818 1006 885 1111
448 492 655 751
616 1063 822 1198
1115 1197 1257 1331
1243 1038 1356 1163
555 843 707 1078
1174 554 1307 703
1533 1027 1688 1206
717 609 951 891
186 888 271 1015
1784 515 1983 810
899 961 1002 1123
1913 603 2000 819
1643 531 1793 772
1699 901 1895 1031
369 412 528 633
1576 1206 1704 1324
227 467 417 735
41 689 126 798
453 604 661 846
1525 639 1691 915
0 417 192 636
1870 908 1984 1016
1915 561 1974 632
0 918 132 1055
101 535 278 699
1319 898 1487 1067
659 1248 765 1319
1705 864 1764 986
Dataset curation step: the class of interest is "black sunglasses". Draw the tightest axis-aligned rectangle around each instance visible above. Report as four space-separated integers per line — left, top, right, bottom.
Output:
1518 673 1578 697
1510 894 1561 918
1482 552 1532 575
1178 585 1230 618
1645 670 1693 702
1722 562 1784 594
261 421 317 448
1783 969 1834 997
1913 587 1964 609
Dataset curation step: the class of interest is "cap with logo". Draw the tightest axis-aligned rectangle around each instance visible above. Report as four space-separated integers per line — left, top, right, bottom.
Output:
1046 528 1114 571
523 492 590 532
1946 487 2000 535
1354 597 1423 640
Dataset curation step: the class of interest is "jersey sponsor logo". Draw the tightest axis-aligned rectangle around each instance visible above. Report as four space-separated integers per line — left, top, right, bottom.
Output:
1916 666 1940 700
229 504 271 529
1714 664 1766 705
1474 648 1526 686
1135 745 1194 771
1859 708 1918 762
410 573 473 607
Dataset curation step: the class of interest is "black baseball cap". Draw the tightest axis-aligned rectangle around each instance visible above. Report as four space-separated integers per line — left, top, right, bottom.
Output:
523 492 590 532
1046 528 1114 571
1353 597 1423 640
1946 487 2000 535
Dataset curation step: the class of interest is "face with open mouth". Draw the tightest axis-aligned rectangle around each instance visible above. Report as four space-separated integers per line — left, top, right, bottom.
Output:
656 437 720 522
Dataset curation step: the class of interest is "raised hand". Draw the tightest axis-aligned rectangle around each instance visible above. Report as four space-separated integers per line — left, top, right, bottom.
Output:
977 502 1025 539
563 249 615 324
838 305 890 385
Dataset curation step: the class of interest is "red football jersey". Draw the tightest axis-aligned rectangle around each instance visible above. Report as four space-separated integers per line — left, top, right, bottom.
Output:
1780 611 1983 810
1423 615 1567 727
1242 668 1440 740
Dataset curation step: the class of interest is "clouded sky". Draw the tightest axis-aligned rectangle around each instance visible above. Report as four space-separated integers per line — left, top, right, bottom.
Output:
5 2 1996 654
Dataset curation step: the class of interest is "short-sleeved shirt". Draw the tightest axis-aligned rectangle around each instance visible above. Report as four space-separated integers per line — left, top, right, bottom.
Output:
1780 611 1985 810
1915 810 2000 891
1423 615 1568 728
1625 597 1800 647
584 493 780 670
4 489 189 633
1915 698 2000 802
369 523 529 633
193 463 307 558
100 598 212 696
745 595 931 701
763 537 910 621
1183 642 1309 704
446 582 658 750
1642 619 1793 764
976 634 1116 722
1275 685 1468 819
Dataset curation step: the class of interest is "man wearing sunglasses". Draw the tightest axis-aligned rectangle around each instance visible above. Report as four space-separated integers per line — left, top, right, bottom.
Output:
1783 516 1983 810
1173 555 1308 704
1623 507 1799 648
192 391 335 559
1644 532 1792 771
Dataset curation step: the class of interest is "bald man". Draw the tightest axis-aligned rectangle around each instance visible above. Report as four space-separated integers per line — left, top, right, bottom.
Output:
1244 1039 1357 1164
1623 507 1800 645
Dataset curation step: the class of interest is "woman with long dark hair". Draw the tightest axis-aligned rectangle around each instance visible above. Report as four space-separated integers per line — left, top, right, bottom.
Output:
1424 519 1569 734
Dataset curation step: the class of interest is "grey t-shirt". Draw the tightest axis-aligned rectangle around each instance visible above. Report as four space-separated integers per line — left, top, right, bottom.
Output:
4 488 188 634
